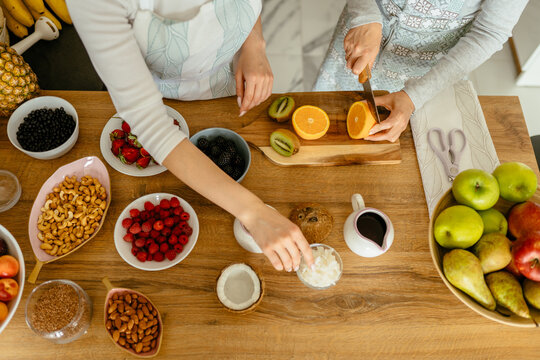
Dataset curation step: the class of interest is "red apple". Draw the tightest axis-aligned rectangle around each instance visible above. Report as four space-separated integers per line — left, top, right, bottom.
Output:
0 278 18 302
508 201 540 239
505 253 522 278
0 255 19 278
512 231 540 281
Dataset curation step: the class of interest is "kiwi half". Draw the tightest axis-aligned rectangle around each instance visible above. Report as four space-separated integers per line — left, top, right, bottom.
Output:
268 96 295 122
270 129 300 157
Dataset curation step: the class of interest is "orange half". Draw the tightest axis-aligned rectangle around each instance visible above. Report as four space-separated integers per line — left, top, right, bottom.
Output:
291 105 330 140
347 101 376 139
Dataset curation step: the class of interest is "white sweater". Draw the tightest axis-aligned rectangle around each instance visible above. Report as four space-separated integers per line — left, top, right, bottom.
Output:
67 0 212 164
347 0 528 110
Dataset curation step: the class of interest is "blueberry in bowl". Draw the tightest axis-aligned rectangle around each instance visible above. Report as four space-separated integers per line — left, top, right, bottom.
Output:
7 96 79 160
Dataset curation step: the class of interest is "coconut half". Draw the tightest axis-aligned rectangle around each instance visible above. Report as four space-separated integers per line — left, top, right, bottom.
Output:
216 263 263 313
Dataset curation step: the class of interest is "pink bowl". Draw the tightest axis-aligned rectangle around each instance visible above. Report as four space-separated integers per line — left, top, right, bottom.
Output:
28 156 111 263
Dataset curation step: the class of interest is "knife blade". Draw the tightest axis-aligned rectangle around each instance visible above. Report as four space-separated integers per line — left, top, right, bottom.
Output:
358 67 381 124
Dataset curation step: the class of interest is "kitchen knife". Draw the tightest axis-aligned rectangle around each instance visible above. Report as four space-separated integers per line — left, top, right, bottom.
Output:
358 67 381 124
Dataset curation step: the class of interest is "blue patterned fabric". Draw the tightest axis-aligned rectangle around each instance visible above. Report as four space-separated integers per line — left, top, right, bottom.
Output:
314 0 473 92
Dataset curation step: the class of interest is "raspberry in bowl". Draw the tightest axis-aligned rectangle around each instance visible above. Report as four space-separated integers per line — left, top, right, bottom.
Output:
114 193 199 271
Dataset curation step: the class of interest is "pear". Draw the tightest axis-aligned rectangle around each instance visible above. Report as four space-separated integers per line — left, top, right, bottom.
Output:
485 271 530 318
523 279 540 310
443 249 496 311
472 233 512 274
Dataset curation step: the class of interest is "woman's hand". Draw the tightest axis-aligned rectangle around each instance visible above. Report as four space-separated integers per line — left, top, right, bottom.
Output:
241 203 314 272
365 91 415 143
344 23 382 75
235 17 273 117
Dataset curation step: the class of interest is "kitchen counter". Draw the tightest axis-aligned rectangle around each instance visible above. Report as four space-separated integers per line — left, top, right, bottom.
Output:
0 91 539 359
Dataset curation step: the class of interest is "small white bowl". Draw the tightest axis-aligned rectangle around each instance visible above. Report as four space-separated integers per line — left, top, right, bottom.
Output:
233 204 276 253
7 96 79 160
114 193 199 271
100 105 189 177
190 128 251 183
0 224 25 334
297 243 343 290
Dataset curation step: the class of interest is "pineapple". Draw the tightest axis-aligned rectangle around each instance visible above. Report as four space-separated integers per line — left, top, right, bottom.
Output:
0 44 39 117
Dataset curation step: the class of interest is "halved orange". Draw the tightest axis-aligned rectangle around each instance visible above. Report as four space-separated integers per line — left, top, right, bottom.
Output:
291 105 330 140
347 101 376 139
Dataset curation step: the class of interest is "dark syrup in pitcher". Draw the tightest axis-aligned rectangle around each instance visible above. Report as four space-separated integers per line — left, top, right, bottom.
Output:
355 213 387 247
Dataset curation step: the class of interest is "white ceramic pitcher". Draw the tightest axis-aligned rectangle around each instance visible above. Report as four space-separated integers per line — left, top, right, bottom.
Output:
343 194 394 257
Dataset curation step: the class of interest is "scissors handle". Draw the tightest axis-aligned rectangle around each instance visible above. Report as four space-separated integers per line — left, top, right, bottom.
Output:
427 128 461 181
448 129 467 171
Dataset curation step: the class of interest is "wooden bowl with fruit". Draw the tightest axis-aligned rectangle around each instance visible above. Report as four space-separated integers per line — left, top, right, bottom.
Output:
429 163 540 327
0 225 25 334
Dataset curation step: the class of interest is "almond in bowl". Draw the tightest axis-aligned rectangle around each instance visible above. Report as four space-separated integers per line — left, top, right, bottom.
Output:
102 278 163 358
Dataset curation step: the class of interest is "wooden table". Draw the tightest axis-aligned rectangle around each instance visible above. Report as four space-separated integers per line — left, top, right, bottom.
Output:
1 91 539 359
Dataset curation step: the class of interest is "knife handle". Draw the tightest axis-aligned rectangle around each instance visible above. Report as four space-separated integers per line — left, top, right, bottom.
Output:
358 66 371 84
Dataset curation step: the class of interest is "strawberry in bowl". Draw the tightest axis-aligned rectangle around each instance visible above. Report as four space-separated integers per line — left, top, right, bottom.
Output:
100 106 189 177
114 193 199 271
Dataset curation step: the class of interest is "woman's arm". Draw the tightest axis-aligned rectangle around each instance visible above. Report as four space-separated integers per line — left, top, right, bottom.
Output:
367 0 528 142
235 16 273 116
67 0 183 164
343 1 383 76
67 0 313 271
163 140 314 272
403 0 529 111
347 0 382 29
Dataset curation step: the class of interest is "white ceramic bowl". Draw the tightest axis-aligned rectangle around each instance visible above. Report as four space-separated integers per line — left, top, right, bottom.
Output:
7 96 79 160
190 128 251 183
0 225 25 334
114 193 199 271
100 105 189 177
233 204 276 253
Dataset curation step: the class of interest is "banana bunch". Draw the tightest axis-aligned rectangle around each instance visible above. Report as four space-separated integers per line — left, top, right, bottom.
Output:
0 0 70 38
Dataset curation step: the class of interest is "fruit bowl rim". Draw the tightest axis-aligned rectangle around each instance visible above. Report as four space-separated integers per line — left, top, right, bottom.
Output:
0 224 25 335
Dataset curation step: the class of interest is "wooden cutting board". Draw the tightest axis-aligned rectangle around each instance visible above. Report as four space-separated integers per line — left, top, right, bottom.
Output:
236 91 401 166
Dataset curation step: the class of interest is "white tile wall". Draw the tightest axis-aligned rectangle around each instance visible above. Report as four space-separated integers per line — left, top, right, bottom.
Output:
261 0 540 137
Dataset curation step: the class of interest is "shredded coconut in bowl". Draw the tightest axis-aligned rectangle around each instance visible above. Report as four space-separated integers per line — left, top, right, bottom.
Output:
298 246 342 288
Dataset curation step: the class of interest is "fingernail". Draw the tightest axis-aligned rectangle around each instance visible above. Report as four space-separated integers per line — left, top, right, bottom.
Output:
237 96 242 108
294 265 299 272
287 267 292 272
310 264 316 271
369 129 376 135
239 111 246 117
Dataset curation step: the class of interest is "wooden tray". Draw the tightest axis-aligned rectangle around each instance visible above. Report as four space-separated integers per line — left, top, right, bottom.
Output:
236 91 401 166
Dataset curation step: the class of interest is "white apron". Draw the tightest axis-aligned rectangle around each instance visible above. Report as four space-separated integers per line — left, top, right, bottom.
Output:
132 0 261 100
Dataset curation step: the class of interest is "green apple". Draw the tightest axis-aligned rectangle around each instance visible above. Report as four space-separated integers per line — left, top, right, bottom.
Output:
492 162 537 202
434 205 484 249
452 169 499 210
477 208 508 235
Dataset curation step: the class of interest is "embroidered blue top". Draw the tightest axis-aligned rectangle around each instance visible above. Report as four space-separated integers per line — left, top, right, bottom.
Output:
314 0 528 111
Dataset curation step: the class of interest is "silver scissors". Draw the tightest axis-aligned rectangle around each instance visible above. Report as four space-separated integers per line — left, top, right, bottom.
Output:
427 127 467 182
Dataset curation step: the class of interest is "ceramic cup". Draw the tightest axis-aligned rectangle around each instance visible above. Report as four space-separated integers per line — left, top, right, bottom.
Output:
343 194 394 257
233 204 277 253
